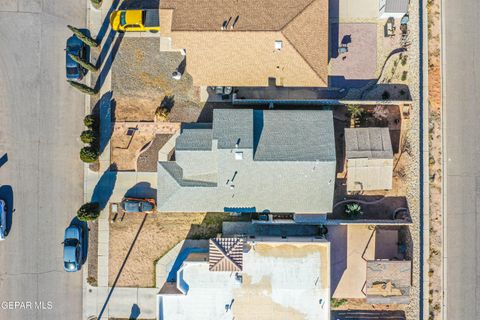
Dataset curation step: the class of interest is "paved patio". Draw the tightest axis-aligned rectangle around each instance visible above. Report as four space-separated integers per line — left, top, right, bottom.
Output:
329 23 378 88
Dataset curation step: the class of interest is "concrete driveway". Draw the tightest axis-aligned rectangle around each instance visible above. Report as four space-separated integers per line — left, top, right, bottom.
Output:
0 0 85 319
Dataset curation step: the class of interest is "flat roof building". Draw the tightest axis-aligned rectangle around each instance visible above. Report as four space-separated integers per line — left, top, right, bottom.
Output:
158 238 330 320
157 109 336 219
345 127 393 191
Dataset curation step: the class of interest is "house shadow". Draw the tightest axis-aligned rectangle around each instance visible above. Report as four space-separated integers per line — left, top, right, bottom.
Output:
67 217 89 265
91 164 118 210
0 185 14 236
328 0 339 61
120 0 160 9
328 76 376 90
124 182 157 199
327 225 347 296
332 310 406 320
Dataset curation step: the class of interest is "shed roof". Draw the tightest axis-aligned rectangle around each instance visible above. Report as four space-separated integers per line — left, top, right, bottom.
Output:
384 0 409 13
345 127 393 159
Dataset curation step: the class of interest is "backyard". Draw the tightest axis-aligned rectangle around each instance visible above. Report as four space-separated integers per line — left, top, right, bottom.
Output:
108 212 246 288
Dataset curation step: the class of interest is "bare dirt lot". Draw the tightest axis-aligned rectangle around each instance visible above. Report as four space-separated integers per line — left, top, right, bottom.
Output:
108 212 242 288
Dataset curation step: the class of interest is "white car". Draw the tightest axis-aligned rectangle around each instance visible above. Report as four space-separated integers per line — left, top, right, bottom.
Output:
0 199 6 240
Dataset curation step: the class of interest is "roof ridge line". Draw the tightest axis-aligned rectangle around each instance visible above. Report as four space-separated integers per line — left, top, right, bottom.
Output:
210 239 242 271
279 0 318 31
280 0 328 86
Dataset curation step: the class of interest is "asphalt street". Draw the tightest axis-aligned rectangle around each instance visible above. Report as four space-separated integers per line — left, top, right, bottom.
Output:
0 0 86 319
444 0 480 318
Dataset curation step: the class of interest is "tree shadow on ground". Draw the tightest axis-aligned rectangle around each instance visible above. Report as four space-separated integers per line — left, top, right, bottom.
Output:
91 164 118 210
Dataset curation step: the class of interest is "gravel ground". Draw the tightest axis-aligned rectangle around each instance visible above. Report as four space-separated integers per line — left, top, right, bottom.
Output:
112 38 202 122
137 134 172 172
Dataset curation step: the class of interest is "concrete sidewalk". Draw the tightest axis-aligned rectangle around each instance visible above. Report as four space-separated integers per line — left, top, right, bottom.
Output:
82 1 161 319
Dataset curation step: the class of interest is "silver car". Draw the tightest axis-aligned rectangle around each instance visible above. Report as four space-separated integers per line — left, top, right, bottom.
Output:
63 225 83 272
0 199 6 241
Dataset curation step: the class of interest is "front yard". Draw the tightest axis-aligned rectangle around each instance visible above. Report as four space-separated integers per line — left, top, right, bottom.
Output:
108 212 246 288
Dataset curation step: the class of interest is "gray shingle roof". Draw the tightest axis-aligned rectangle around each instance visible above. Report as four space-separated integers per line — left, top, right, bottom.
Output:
176 123 213 151
254 110 335 161
384 0 409 13
157 109 336 213
345 127 393 159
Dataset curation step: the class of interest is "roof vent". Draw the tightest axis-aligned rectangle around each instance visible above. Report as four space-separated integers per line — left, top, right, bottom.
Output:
275 40 283 50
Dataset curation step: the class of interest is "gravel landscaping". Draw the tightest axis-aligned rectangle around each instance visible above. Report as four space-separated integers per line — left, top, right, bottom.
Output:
111 37 202 122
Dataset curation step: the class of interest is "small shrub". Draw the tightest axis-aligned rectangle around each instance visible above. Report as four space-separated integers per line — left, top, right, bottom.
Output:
155 107 170 122
401 71 408 81
429 156 436 166
77 202 100 221
67 25 99 47
345 203 362 218
80 146 99 163
81 130 96 144
68 80 98 95
382 90 391 100
84 115 96 128
401 55 408 66
331 298 348 308
90 0 103 9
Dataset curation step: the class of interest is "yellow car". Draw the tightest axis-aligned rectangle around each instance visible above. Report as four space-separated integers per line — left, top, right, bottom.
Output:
110 9 160 32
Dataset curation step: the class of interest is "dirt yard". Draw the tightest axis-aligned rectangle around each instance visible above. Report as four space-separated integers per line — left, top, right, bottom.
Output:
112 38 209 122
427 0 443 318
334 104 410 200
108 212 243 288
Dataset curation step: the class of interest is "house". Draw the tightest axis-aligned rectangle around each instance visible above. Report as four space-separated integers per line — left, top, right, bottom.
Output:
159 0 329 87
379 0 409 19
345 127 393 191
157 109 336 222
157 237 331 320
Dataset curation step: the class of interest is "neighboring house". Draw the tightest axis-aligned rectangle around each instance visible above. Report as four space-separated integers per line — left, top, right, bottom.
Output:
157 237 330 320
157 109 336 221
379 0 409 19
159 0 329 87
345 127 394 191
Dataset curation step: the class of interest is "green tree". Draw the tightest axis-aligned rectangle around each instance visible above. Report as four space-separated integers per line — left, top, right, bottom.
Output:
347 104 363 128
84 115 96 128
67 25 99 47
80 146 99 163
345 203 363 218
80 130 96 144
68 53 98 72
68 81 99 95
77 202 100 221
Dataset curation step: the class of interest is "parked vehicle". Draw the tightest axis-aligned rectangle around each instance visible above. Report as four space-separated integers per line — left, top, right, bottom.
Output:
121 197 156 213
0 199 6 241
63 225 83 272
110 10 160 32
65 35 87 80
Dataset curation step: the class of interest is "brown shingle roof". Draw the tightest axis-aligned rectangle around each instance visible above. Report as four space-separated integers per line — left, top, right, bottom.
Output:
160 0 329 87
208 238 244 272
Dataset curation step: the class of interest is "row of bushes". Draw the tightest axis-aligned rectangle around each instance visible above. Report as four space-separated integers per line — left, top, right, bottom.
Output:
80 115 100 163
